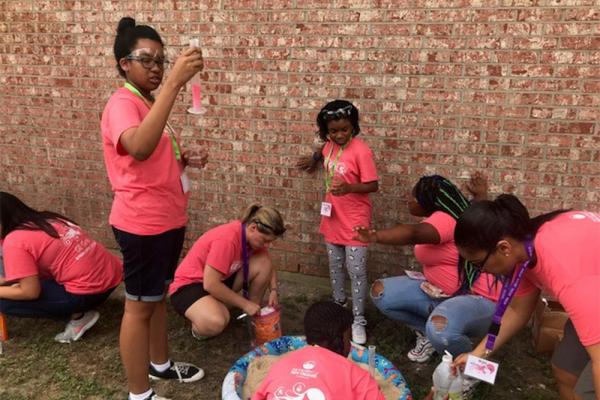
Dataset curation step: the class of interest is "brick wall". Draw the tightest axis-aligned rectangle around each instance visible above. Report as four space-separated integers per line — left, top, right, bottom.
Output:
1 1 598 278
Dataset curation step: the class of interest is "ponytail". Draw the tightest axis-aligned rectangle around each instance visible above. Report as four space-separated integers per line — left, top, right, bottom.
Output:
455 194 569 252
240 203 286 237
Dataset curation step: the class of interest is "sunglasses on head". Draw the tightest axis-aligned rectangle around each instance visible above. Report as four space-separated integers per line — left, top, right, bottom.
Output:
254 220 286 236
320 105 353 121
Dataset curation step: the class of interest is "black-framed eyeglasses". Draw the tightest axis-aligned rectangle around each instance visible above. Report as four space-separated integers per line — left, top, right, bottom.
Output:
125 55 170 70
472 248 495 270
320 105 353 121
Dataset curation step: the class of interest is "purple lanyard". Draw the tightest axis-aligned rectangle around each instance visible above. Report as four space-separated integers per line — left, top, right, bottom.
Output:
241 223 250 299
485 240 534 353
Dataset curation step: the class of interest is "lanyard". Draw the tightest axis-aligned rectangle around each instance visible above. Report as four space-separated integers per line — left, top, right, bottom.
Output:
323 139 350 192
123 82 181 161
485 240 534 354
241 223 250 299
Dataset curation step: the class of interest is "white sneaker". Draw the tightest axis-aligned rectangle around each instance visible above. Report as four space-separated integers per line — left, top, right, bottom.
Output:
129 391 171 400
407 331 435 362
352 319 367 345
54 310 100 343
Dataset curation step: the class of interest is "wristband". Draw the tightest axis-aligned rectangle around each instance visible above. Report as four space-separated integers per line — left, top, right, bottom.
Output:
311 151 323 162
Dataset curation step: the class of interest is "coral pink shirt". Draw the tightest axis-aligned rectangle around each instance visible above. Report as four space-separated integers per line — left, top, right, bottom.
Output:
101 87 188 235
169 221 266 295
522 211 600 346
415 211 534 301
319 138 378 246
2 221 122 295
252 345 385 400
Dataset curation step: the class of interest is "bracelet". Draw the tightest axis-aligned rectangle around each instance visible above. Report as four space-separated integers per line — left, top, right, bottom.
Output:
269 287 280 294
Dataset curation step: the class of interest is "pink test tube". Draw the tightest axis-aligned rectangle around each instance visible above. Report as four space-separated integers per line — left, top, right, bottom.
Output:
191 83 201 112
187 38 205 115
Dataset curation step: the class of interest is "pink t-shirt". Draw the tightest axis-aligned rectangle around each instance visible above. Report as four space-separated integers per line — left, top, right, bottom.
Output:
2 221 122 295
169 221 265 295
252 345 385 400
522 211 600 347
415 211 534 301
101 87 188 235
319 138 378 246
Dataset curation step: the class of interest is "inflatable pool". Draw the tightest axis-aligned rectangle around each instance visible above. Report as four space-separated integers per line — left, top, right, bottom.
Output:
222 335 412 400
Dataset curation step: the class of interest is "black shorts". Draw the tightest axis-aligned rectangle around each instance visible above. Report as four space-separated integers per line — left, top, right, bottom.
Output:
113 226 185 302
170 273 237 316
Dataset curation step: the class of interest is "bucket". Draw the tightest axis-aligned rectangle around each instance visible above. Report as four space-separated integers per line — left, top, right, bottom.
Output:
250 305 282 346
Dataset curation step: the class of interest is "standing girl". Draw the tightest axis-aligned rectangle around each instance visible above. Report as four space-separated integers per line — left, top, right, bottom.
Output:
0 192 122 343
301 100 379 344
101 17 206 400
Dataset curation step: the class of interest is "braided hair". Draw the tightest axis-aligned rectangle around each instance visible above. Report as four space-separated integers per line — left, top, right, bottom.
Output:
413 175 478 293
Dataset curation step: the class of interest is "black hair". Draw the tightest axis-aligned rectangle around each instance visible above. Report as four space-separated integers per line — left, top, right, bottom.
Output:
413 175 480 293
304 301 353 356
0 192 76 239
455 194 569 253
316 99 360 142
113 17 164 78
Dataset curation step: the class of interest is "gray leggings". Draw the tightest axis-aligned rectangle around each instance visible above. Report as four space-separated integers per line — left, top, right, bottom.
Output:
326 243 368 321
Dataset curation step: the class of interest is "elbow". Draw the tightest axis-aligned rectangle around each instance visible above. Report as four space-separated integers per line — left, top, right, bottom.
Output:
130 149 152 161
372 182 379 193
203 279 216 294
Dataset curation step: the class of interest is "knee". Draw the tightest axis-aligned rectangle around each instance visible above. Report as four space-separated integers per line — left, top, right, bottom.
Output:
430 315 448 332
251 252 273 277
426 315 451 350
370 280 384 299
197 313 230 337
552 364 578 388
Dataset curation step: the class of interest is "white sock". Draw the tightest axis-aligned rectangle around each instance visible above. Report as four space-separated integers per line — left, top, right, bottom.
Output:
151 360 171 373
129 389 153 400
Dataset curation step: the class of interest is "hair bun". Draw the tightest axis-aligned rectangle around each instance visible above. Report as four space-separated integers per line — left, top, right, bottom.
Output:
117 17 136 34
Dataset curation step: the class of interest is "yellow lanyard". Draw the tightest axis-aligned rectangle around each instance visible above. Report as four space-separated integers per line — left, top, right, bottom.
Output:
123 82 181 161
323 139 351 192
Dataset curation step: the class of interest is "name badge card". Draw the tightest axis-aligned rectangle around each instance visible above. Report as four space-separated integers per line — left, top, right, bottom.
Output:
180 171 191 194
464 354 499 385
320 202 332 217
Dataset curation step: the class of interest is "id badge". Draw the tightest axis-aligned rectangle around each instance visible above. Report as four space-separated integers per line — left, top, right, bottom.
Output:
464 354 499 384
180 171 190 194
320 201 332 217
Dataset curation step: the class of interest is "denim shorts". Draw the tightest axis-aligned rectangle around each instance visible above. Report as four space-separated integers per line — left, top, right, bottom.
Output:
113 226 185 302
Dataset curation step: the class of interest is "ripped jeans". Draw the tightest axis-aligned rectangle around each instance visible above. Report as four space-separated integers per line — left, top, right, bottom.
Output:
371 276 496 356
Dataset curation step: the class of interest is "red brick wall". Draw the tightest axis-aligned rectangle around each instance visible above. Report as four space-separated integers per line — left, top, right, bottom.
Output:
1 1 598 278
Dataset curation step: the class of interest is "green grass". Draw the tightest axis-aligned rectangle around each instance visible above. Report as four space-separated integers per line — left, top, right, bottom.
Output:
0 273 560 400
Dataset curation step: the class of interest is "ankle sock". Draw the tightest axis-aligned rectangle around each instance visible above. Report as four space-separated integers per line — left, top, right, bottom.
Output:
129 388 152 400
151 360 171 373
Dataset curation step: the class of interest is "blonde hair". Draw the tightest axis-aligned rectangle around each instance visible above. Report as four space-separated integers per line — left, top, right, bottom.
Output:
240 204 286 236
